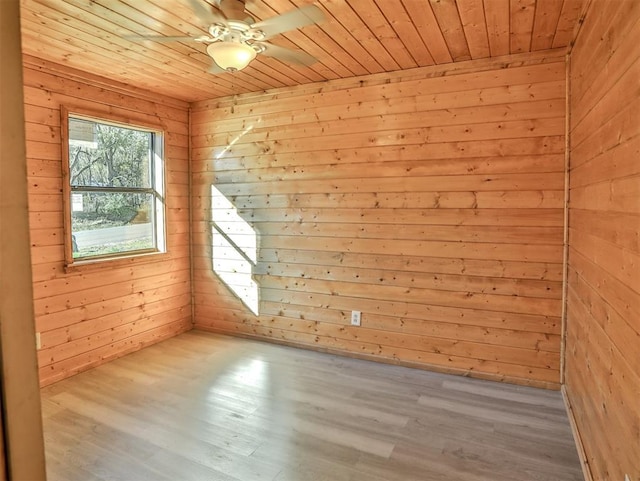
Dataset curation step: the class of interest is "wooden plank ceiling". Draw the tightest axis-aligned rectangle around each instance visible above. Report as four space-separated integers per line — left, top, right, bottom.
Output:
19 0 585 102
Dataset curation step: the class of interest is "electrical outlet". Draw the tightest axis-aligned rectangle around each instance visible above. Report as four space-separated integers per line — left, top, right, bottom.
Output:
35 332 41 350
351 310 361 326
624 475 631 481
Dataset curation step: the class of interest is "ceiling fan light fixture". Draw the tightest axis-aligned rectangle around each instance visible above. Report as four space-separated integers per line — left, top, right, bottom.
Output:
206 41 256 72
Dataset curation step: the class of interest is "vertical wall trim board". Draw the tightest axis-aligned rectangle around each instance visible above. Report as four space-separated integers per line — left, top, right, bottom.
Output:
560 52 571 386
188 106 196 326
0 0 47 477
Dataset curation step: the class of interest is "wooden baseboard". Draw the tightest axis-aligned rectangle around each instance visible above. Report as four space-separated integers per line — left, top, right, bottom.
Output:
561 385 594 481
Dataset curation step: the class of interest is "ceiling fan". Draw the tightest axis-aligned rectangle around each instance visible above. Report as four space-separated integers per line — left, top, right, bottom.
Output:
127 0 325 73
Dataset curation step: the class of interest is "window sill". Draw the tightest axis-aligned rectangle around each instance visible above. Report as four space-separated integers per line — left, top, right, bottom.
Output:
64 250 169 274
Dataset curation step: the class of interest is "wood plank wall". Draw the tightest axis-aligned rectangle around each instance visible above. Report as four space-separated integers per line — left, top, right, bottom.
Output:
565 0 640 479
22 56 193 387
191 50 567 389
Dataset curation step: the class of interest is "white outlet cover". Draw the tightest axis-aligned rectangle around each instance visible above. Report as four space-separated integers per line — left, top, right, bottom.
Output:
624 475 631 481
351 310 361 326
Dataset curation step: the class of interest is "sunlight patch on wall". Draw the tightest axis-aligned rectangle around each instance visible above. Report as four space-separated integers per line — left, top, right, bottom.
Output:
211 185 259 315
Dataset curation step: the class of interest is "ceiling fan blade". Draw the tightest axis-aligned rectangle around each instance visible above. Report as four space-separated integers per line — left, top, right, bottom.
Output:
251 5 325 39
124 35 208 42
256 41 318 66
186 0 228 24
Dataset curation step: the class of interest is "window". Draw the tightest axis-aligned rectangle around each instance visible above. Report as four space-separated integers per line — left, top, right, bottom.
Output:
62 107 165 265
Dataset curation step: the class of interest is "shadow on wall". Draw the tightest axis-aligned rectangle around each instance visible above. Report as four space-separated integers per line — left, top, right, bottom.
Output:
210 185 260 315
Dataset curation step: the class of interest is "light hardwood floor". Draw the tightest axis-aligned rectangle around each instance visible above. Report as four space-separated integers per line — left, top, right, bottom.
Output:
41 331 583 481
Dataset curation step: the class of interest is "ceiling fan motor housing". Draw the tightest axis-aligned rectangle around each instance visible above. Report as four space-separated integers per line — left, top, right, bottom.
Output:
207 21 266 43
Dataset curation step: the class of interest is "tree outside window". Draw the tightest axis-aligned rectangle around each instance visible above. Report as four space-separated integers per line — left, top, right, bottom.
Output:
62 108 165 265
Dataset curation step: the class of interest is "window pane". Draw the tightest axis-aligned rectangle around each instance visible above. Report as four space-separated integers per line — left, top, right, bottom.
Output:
71 192 155 259
68 118 151 188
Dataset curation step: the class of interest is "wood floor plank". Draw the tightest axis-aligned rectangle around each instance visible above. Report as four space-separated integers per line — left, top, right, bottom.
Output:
40 331 583 481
